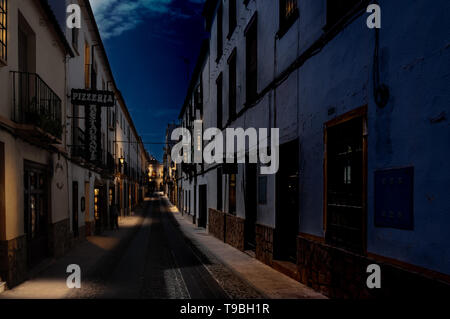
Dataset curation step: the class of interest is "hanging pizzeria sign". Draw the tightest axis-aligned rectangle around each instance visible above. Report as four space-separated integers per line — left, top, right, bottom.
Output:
71 89 115 107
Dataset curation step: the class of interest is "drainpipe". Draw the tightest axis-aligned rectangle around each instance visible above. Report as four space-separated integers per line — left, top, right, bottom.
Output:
273 31 279 140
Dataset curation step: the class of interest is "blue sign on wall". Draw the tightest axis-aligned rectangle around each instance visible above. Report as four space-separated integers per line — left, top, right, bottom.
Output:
374 167 414 230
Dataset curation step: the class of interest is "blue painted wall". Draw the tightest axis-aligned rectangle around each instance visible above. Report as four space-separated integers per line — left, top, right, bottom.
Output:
298 0 450 275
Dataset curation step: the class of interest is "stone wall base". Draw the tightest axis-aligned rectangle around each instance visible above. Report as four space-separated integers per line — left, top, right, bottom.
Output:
208 208 225 241
255 224 274 266
208 208 245 251
0 236 27 288
206 210 450 298
297 235 450 298
0 220 91 289
85 221 94 237
225 214 245 251
49 219 71 259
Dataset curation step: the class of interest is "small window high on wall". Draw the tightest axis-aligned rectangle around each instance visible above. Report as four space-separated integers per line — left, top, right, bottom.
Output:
216 2 223 62
228 0 236 39
228 48 237 122
245 14 257 104
278 0 298 38
216 73 223 129
229 173 236 215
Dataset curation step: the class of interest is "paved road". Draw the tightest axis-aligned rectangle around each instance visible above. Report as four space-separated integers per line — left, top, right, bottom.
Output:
70 195 229 299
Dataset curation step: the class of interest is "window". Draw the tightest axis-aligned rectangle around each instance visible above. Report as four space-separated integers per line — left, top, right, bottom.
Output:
216 2 223 62
216 73 223 129
94 188 100 221
245 15 257 104
0 0 7 63
111 111 115 128
91 61 97 90
194 82 203 116
326 0 362 28
229 173 236 215
278 0 298 37
72 27 79 53
258 176 267 205
84 43 90 89
326 114 366 253
228 0 236 39
228 48 237 122
217 168 222 211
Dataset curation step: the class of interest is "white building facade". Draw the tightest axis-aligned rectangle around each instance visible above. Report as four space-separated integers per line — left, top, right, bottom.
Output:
176 0 450 298
0 0 149 288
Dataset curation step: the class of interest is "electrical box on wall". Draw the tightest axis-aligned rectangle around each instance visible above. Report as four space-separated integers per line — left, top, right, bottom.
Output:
374 167 414 230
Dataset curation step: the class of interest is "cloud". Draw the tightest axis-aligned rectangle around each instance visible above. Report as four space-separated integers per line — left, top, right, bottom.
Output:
89 0 204 39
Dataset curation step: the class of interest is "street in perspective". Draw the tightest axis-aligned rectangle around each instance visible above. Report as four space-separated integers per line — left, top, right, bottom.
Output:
0 0 449 314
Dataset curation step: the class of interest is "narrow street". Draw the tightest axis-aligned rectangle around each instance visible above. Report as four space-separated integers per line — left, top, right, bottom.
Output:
65 195 231 299
1 194 315 300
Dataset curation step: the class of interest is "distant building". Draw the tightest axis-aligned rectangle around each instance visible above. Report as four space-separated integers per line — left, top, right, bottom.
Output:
163 123 179 204
176 0 450 298
148 158 163 194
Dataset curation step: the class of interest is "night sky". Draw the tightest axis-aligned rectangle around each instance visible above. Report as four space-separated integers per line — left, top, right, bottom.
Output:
88 0 207 161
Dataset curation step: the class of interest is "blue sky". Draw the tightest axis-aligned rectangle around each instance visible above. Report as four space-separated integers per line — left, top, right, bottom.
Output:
89 0 207 161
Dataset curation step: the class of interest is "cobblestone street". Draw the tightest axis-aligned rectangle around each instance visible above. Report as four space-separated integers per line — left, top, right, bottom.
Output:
1 196 265 299
68 196 265 299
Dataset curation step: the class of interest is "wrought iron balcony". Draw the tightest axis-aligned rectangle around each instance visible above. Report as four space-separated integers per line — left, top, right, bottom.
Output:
11 71 62 139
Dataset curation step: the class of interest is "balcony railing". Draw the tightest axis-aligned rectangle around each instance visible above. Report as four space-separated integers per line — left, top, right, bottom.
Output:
12 71 62 139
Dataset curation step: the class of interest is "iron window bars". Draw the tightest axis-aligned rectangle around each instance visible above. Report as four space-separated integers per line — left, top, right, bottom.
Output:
0 0 7 62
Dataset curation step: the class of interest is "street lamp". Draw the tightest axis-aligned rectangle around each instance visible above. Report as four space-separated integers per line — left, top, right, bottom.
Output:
119 157 125 165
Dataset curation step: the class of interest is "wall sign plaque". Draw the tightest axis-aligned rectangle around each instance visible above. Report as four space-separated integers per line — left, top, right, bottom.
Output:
374 167 414 230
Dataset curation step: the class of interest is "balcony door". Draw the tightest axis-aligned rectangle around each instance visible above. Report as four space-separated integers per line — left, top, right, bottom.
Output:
18 27 29 122
18 28 28 72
